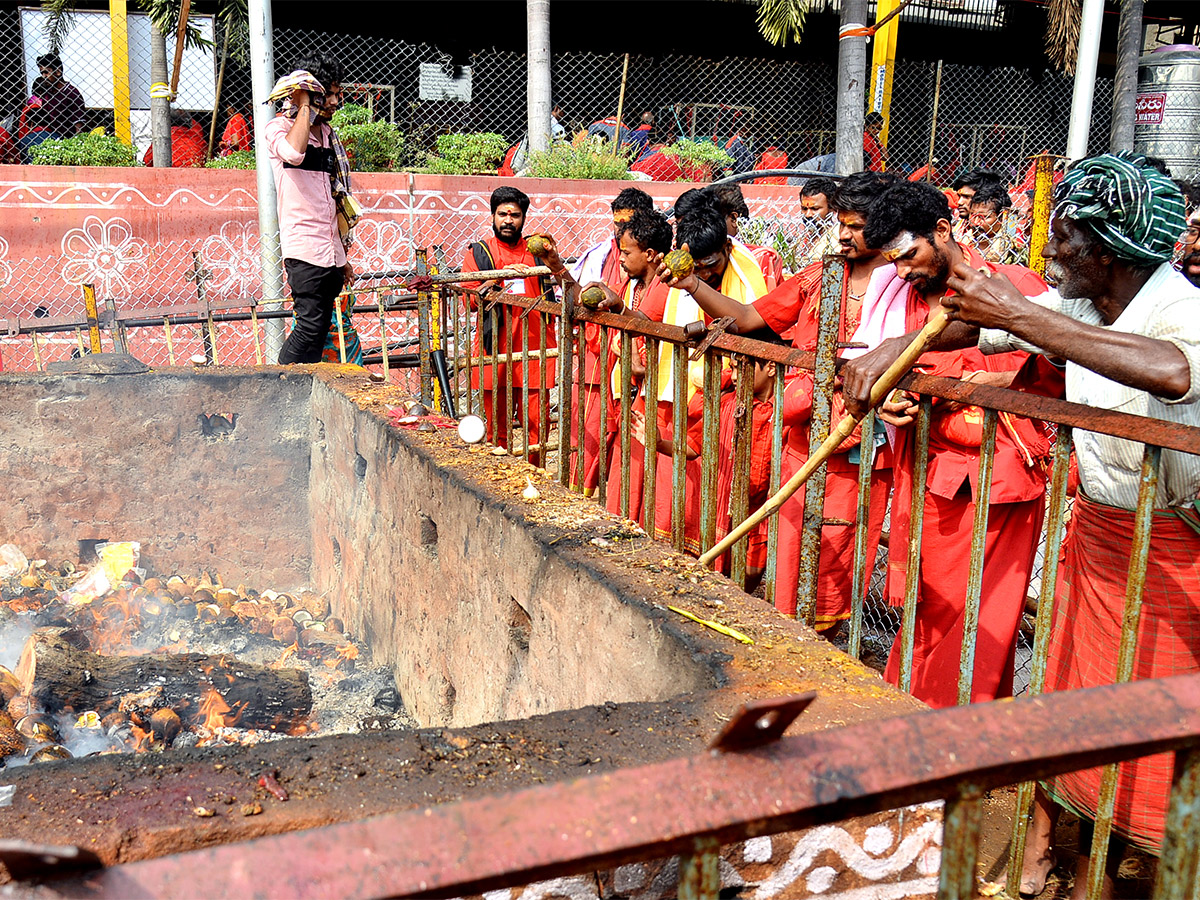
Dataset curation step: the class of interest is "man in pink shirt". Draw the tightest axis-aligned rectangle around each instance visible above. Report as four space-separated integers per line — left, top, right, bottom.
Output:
264 55 356 364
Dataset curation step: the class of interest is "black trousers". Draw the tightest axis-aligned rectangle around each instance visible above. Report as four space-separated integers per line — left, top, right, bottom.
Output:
279 258 345 364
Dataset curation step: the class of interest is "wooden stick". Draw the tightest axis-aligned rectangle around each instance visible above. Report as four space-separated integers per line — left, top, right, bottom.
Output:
613 53 630 158
170 0 192 98
699 308 952 567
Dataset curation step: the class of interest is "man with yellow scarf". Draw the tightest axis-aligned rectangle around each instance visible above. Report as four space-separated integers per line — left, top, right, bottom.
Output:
640 191 767 552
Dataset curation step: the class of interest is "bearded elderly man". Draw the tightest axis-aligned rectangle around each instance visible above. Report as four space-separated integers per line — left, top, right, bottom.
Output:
842 152 1200 897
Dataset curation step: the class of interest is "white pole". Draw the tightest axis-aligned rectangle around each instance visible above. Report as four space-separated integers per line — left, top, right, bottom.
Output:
249 0 285 361
1067 0 1106 161
526 0 552 155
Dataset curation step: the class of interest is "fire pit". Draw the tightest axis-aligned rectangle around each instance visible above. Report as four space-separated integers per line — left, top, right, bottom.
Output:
0 365 941 899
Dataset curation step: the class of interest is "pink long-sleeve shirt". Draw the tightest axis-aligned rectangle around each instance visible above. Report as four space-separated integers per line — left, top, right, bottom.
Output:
264 115 346 269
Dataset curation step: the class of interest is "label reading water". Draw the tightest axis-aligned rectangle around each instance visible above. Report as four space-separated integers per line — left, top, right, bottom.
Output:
1136 92 1167 125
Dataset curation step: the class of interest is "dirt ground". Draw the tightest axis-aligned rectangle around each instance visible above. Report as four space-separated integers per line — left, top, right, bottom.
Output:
976 787 1157 899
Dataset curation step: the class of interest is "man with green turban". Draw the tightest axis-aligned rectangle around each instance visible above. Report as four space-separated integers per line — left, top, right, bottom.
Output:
842 151 1200 896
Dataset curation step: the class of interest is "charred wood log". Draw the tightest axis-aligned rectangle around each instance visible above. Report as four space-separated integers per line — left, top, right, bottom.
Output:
15 629 311 732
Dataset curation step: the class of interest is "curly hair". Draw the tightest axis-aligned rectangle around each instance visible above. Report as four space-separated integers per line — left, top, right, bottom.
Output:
611 187 654 215
968 184 1012 214
673 187 719 224
863 182 952 249
800 177 838 201
830 171 898 215
620 210 673 255
293 54 346 91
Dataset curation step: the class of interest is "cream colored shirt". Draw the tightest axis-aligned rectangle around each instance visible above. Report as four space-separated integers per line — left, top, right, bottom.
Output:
979 263 1200 510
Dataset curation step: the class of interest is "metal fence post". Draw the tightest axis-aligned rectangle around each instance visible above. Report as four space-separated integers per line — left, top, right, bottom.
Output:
249 0 284 362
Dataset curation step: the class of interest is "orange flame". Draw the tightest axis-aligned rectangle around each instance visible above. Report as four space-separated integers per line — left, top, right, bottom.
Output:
198 687 233 731
323 643 359 669
272 642 299 669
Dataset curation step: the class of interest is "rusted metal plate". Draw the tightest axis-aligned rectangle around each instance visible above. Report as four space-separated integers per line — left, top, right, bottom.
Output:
42 674 1200 900
708 693 816 752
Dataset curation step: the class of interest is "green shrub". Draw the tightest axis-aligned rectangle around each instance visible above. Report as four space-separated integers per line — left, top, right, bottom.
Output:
524 138 635 180
661 139 735 175
424 132 510 175
330 104 404 172
331 104 371 127
206 150 256 169
29 132 138 167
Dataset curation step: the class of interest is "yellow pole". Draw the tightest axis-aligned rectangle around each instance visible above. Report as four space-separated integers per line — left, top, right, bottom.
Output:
109 0 132 144
870 0 902 147
1028 154 1058 277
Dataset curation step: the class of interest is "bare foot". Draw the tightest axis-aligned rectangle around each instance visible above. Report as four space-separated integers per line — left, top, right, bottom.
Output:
1020 849 1058 897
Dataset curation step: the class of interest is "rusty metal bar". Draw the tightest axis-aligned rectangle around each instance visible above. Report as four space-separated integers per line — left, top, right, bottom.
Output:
1006 425 1074 898
699 350 721 557
504 305 515 453
937 784 983 900
619 331 633 518
956 409 998 706
1085 443 1161 900
83 284 102 353
678 838 721 900
797 255 845 625
417 251 432 407
250 303 263 366
429 255 443 414
729 355 755 587
452 293 1200 459
643 337 660 536
539 313 550 474
762 364 786 607
671 343 688 552
557 294 575 486
377 291 390 382
490 305 500 444
899 395 933 694
573 325 587 490
521 315 531 464
598 326 611 503
1152 746 1200 900
104 299 129 355
64 674 1200 900
848 409 877 660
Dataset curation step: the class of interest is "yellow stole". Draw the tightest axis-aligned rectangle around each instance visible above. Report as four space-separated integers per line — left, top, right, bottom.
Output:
654 243 767 403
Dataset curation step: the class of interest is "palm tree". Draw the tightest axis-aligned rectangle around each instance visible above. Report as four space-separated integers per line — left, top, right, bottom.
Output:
754 0 812 47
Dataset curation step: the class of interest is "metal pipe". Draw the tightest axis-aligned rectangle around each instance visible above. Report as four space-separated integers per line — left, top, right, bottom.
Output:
899 396 933 694
248 0 285 360
762 365 786 608
1067 0 1106 160
643 337 660 536
848 409 876 659
956 409 998 706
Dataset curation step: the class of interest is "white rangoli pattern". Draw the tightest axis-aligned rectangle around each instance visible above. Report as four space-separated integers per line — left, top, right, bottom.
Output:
201 221 262 297
60 215 150 298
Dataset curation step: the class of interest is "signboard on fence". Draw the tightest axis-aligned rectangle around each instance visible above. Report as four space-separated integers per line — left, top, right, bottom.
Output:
418 64 472 102
19 7 216 112
1135 92 1167 126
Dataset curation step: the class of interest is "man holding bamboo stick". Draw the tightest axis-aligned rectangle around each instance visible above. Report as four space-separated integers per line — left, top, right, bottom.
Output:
845 152 1200 898
847 181 1053 710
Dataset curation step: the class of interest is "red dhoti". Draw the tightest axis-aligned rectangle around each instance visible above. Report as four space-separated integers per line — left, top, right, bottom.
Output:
883 487 1045 707
1042 493 1200 853
774 442 892 625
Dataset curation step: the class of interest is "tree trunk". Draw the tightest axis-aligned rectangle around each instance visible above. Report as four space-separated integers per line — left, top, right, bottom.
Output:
16 629 312 732
526 0 552 155
835 0 868 175
150 27 172 167
1110 0 1144 153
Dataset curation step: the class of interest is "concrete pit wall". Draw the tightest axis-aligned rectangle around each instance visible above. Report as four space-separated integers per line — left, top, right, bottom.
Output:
0 366 941 899
0 368 313 586
309 377 725 728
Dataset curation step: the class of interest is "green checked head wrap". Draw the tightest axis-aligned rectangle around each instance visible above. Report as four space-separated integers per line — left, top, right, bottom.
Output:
1054 151 1186 265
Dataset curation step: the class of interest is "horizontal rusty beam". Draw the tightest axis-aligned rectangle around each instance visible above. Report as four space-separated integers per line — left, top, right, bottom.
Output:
461 291 1200 457
48 674 1200 900
901 373 1200 457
